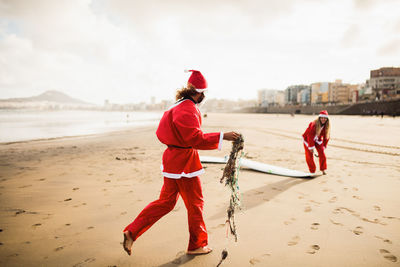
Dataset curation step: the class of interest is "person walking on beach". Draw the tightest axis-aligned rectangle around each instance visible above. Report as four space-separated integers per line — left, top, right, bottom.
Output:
122 70 239 256
302 110 330 175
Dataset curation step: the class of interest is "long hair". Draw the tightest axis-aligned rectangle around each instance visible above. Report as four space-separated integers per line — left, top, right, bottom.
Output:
314 117 330 139
175 84 197 101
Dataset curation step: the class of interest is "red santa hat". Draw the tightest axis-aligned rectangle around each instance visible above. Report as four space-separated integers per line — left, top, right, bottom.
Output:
319 110 329 118
185 69 207 93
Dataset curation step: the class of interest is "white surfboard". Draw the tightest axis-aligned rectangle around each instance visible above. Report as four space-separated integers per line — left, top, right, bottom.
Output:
200 156 317 178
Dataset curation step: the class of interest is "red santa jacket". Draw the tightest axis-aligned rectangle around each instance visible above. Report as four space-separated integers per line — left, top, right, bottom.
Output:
302 121 329 150
156 99 223 179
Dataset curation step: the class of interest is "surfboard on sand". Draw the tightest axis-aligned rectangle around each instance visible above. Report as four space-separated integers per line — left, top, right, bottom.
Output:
200 156 318 178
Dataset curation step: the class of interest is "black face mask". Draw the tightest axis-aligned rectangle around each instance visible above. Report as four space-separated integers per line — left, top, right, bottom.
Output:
197 93 205 104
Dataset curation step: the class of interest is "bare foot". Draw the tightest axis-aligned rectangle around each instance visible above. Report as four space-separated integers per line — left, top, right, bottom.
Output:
322 170 327 175
123 231 133 256
187 246 213 255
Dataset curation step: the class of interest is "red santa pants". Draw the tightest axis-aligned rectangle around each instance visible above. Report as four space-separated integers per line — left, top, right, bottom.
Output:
304 144 327 173
124 176 208 251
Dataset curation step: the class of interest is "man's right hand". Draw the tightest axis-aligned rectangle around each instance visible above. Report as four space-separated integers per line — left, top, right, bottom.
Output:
223 131 240 141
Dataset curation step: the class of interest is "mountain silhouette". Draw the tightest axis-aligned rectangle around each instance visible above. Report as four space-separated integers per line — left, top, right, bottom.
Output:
0 90 90 104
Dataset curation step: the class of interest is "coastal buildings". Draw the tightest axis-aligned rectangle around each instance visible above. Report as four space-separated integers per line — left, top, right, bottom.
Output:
328 80 359 104
369 67 400 100
311 82 329 104
297 87 311 105
258 89 285 107
285 85 310 105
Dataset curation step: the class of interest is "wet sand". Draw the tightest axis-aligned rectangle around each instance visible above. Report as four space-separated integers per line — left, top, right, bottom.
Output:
0 113 399 266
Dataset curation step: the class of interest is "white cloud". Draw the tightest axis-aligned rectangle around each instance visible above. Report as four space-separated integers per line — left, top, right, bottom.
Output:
0 0 399 104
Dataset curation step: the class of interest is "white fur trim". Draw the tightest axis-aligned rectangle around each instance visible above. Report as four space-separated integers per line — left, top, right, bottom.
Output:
303 138 315 150
218 132 223 151
162 168 205 179
167 99 189 110
319 114 329 118
195 88 207 93
184 69 190 73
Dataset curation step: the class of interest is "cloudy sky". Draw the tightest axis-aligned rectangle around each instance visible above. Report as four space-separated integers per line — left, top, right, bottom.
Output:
0 0 399 104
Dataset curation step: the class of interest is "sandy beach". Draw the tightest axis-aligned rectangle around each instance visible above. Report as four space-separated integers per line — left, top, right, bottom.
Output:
0 113 399 267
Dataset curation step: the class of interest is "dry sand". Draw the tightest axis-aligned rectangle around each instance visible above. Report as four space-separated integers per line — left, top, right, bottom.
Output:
0 113 399 267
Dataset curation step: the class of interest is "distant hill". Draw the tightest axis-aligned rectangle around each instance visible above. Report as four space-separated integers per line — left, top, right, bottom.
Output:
0 90 90 105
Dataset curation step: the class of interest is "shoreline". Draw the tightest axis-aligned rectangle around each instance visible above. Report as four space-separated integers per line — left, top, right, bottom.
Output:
0 125 157 146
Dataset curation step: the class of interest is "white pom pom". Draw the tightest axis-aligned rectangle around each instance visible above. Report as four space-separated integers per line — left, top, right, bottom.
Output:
184 69 191 73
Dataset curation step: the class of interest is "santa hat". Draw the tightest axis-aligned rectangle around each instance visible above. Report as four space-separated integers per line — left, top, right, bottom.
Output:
319 110 329 118
185 69 207 93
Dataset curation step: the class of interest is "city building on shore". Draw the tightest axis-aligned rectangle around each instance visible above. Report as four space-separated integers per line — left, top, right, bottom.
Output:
369 67 400 100
258 89 285 107
285 85 310 105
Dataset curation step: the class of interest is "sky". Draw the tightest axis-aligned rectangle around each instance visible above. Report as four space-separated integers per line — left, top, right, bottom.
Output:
0 0 399 105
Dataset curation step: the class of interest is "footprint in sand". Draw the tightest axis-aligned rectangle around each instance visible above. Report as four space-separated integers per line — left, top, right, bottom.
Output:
15 209 25 215
249 258 261 265
353 226 363 235
375 236 392 244
373 205 381 211
352 187 358 191
32 223 42 227
329 196 337 203
304 206 312 212
72 188 79 191
87 226 94 230
310 223 320 230
288 236 300 246
307 245 320 254
64 198 72 202
352 195 362 200
55 246 64 252
379 249 397 262
330 219 343 226
120 211 127 215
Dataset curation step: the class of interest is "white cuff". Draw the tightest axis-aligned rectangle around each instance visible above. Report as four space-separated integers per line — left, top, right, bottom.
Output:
218 132 223 150
308 146 315 150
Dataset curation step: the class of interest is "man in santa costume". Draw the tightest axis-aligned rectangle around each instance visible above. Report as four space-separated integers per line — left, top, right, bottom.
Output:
122 70 239 256
302 110 331 175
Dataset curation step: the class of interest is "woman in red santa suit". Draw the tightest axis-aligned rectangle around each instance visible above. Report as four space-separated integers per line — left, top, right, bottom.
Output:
302 110 330 175
122 70 239 256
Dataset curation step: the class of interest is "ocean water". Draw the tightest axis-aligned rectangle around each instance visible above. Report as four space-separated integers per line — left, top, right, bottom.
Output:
0 110 163 143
